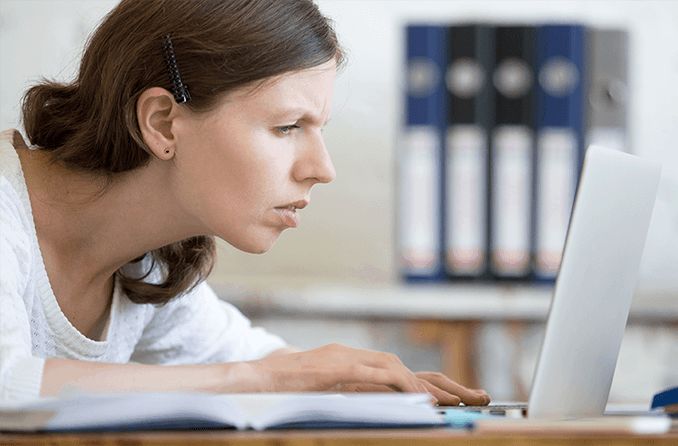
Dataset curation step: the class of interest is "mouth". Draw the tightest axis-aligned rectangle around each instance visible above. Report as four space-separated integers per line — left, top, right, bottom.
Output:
276 199 309 211
274 200 309 228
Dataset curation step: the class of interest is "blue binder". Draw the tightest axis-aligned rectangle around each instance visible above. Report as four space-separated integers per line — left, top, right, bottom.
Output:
399 25 446 281
651 386 678 416
533 24 586 281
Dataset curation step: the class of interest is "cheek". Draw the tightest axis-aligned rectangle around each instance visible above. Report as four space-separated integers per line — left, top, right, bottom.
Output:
191 133 291 223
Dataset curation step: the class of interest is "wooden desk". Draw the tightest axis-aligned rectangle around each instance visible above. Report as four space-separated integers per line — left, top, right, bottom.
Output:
2 428 678 445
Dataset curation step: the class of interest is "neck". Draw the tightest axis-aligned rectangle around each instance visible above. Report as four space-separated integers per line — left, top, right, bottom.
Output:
19 143 205 290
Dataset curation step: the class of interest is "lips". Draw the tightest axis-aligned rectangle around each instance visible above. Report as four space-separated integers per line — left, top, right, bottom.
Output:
274 206 299 227
277 199 309 210
274 199 309 228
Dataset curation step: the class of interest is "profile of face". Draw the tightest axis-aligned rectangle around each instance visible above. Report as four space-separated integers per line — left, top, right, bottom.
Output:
169 59 337 254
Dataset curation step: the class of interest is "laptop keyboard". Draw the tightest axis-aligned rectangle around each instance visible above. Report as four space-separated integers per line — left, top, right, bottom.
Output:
438 404 527 417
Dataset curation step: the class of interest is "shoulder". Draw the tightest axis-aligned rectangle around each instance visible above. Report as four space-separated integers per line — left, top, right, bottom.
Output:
0 129 35 234
0 129 33 223
0 130 34 293
0 129 28 177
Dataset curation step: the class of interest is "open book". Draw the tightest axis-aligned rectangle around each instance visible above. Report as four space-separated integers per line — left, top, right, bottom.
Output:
0 392 445 432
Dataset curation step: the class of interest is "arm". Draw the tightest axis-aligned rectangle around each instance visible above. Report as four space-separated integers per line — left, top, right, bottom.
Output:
25 277 486 402
39 344 423 397
39 281 293 396
265 346 301 356
127 283 488 404
42 344 299 395
40 358 250 396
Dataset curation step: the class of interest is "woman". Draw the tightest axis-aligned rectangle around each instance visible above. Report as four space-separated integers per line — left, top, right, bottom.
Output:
0 0 489 406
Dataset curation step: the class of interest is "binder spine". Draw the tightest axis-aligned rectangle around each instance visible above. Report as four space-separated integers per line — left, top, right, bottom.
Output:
586 29 629 153
399 25 447 281
445 25 494 279
533 24 586 280
489 26 536 279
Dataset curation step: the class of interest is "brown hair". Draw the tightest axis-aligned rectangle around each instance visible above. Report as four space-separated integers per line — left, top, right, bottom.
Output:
20 0 344 305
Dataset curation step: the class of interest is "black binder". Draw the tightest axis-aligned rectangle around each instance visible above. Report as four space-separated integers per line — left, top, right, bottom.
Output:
444 24 494 279
489 26 536 279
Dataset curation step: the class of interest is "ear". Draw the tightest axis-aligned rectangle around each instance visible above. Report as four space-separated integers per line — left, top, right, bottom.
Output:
136 87 180 160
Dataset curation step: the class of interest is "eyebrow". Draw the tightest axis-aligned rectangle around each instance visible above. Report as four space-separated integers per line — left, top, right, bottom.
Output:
271 107 330 126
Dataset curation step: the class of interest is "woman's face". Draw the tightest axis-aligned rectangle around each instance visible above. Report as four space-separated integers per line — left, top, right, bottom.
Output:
173 60 337 253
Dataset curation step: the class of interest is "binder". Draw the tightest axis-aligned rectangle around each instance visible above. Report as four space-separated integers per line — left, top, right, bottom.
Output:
399 25 447 280
489 26 536 279
533 24 586 280
585 28 629 153
444 24 494 278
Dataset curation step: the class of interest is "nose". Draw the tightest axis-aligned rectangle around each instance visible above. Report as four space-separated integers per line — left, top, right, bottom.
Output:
293 132 336 185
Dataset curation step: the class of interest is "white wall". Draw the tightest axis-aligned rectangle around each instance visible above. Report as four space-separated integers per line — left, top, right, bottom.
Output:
2 0 678 292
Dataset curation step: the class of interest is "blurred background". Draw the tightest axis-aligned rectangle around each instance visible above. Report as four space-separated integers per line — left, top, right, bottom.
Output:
1 0 677 403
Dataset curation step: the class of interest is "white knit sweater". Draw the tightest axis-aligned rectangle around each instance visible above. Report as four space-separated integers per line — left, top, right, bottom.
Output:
0 129 286 401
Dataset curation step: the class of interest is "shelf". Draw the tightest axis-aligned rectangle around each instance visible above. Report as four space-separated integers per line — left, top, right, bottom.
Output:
208 281 678 322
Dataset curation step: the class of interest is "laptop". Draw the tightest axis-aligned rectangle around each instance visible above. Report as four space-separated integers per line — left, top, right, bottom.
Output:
450 145 661 419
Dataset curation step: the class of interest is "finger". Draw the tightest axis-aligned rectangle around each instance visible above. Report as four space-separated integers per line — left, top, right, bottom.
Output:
472 389 492 405
410 379 439 405
464 388 491 405
420 379 458 406
415 372 490 406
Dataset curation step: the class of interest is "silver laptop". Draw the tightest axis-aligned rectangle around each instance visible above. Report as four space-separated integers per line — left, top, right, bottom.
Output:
455 145 661 419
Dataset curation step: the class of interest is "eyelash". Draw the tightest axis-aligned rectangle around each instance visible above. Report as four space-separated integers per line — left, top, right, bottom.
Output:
277 124 300 135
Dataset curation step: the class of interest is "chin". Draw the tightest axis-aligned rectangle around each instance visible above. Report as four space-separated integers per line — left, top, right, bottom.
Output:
226 232 279 255
245 245 271 255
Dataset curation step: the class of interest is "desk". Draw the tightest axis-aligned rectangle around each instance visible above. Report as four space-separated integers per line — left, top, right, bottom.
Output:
2 428 678 445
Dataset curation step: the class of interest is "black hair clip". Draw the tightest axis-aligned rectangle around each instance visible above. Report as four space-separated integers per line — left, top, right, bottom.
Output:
162 34 191 104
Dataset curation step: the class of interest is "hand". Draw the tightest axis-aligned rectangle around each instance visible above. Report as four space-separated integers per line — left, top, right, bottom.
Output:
244 343 430 394
243 344 491 406
415 371 490 406
339 372 490 406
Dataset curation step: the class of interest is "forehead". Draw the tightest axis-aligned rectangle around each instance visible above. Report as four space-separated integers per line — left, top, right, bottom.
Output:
218 60 337 120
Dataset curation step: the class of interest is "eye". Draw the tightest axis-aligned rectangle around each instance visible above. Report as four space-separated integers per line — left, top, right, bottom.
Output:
277 124 300 135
